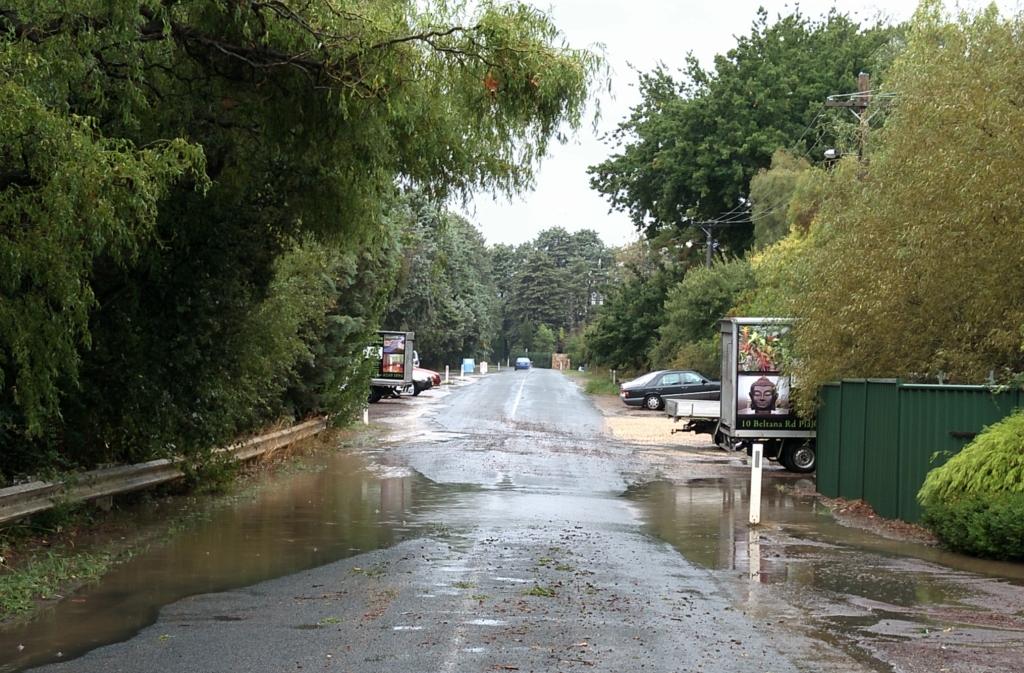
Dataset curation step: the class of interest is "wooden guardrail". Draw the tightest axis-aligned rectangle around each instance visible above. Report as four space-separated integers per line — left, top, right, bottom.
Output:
0 417 328 526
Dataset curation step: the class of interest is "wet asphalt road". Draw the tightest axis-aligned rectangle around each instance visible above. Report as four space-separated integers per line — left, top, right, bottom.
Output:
15 369 1024 672
23 369 857 673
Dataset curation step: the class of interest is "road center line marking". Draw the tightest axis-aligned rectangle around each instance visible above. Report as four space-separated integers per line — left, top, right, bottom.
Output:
509 371 529 419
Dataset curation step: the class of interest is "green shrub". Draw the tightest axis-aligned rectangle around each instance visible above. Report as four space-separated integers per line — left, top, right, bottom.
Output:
919 411 1024 502
649 259 753 372
666 338 719 379
918 410 1024 558
921 495 1024 560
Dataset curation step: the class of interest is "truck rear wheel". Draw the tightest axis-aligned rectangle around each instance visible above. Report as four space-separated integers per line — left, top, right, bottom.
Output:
781 442 816 473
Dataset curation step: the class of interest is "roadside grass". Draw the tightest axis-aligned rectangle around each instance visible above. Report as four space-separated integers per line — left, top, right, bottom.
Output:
577 367 621 396
0 548 113 616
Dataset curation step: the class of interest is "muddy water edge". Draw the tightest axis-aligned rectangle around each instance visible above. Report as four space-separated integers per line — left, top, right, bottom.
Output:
0 428 468 672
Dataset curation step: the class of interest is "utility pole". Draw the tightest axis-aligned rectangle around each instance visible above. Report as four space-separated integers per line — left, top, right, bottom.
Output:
825 72 871 160
701 224 714 269
685 222 717 269
685 199 750 268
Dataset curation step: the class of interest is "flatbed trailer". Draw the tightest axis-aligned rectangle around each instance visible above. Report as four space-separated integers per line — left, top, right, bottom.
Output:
664 318 817 473
665 398 721 437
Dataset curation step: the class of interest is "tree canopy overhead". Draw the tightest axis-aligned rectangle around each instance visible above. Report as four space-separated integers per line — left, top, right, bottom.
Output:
1 0 601 480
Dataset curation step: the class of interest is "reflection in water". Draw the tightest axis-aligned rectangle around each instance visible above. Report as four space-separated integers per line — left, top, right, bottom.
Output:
627 478 1024 608
626 478 806 583
747 528 761 582
0 450 471 673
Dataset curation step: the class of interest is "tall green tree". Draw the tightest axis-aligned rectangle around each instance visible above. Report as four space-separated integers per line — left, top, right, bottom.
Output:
582 240 685 372
510 245 569 333
789 2 1024 403
489 242 527 360
748 150 813 249
588 8 900 250
533 324 556 354
651 258 755 374
492 227 612 359
0 1 600 481
383 194 499 366
565 230 614 327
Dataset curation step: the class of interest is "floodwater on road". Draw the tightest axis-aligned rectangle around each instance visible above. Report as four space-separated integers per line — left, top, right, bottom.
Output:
630 477 1024 585
628 477 1024 672
3 373 1024 673
0 449 462 672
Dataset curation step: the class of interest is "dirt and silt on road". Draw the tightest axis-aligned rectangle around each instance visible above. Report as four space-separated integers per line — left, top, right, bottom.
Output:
3 371 1024 672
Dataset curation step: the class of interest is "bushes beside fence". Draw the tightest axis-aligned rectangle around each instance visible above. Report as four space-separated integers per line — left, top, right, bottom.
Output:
918 410 1024 560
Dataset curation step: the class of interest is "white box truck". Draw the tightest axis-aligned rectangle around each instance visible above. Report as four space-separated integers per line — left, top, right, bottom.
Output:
666 318 816 473
367 330 416 403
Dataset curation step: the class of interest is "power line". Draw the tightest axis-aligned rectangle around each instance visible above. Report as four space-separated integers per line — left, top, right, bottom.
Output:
792 103 828 149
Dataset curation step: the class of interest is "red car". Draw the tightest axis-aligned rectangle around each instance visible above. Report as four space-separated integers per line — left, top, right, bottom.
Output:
412 367 442 395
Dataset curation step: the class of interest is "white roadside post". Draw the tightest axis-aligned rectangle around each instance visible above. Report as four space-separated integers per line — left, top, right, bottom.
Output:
749 442 763 525
362 406 369 425
444 365 450 384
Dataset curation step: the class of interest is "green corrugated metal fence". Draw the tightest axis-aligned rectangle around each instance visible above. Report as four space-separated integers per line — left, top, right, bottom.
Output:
863 380 901 519
818 380 1022 522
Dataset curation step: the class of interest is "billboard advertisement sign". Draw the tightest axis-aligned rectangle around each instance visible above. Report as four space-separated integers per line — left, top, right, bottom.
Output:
734 323 815 432
375 331 412 381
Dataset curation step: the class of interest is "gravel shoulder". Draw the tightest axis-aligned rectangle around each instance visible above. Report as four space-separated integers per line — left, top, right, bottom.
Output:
591 392 718 447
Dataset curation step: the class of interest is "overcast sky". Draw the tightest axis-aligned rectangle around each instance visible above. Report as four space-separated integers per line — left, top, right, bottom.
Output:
459 0 1017 249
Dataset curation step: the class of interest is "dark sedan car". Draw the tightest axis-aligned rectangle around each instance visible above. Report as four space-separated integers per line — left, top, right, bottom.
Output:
619 370 720 410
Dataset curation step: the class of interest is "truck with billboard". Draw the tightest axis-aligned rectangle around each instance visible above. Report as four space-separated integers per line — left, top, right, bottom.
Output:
665 318 816 473
367 330 416 403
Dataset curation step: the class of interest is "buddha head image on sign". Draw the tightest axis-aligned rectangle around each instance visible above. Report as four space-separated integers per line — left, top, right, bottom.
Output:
749 376 778 414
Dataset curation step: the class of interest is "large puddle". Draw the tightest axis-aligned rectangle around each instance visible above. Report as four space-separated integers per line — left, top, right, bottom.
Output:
626 477 1024 585
0 448 473 672
5 439 1024 672
626 477 1024 661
